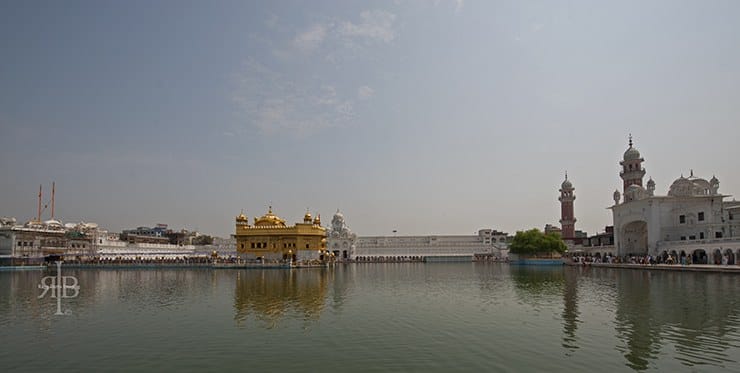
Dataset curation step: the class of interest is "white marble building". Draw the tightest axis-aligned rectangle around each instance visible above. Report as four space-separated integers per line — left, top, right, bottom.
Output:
326 210 357 260
325 210 509 261
611 137 740 263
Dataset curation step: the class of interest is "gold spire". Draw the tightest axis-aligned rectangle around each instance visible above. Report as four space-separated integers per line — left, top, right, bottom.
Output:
236 209 248 223
254 206 286 227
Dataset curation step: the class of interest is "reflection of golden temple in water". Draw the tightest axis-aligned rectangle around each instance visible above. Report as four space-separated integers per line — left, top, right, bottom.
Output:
233 269 330 327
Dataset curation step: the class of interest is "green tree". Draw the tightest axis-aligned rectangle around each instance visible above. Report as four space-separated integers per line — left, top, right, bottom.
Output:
509 229 567 256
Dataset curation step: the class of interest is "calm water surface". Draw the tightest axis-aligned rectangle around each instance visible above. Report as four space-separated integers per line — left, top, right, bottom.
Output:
1 264 739 372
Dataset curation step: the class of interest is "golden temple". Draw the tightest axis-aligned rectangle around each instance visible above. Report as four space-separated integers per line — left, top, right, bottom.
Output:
234 207 327 262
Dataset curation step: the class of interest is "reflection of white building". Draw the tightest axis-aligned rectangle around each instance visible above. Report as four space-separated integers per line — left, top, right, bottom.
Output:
326 210 510 261
611 137 740 263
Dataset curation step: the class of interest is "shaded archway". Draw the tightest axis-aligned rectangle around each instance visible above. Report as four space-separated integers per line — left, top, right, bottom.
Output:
692 249 708 264
724 249 735 265
622 221 648 255
713 249 722 265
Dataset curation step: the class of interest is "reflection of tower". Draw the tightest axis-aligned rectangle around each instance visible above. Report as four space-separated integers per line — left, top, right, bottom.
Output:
615 271 660 370
559 173 576 241
619 135 646 193
562 268 580 352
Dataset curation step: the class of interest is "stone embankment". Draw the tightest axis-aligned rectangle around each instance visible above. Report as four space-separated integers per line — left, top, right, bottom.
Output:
567 261 740 273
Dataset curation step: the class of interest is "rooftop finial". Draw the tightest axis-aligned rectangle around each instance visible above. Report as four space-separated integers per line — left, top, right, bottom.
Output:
565 170 568 180
690 169 694 177
628 133 633 147
268 205 272 213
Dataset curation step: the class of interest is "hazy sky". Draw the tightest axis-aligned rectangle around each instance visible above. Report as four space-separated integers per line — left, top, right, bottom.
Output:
2 1 739 238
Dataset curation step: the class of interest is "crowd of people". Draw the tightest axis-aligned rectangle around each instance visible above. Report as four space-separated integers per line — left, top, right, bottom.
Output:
51 256 218 266
569 252 736 266
352 256 425 263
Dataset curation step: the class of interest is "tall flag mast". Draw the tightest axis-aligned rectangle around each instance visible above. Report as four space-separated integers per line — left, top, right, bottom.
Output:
51 181 55 220
37 184 42 223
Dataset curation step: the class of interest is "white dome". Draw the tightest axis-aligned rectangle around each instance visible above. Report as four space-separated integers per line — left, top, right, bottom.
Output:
44 219 62 227
668 175 711 197
624 184 648 202
623 146 641 161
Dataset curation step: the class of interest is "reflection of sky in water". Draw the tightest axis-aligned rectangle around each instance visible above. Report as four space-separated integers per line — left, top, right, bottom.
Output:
0 265 738 372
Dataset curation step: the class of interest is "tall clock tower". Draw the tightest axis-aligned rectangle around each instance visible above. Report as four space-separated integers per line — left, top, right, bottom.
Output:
559 173 576 241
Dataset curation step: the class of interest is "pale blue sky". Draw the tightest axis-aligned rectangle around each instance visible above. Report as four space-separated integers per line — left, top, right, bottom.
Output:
1 1 739 238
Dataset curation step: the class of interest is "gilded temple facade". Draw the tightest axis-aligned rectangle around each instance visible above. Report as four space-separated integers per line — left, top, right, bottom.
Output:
234 207 327 262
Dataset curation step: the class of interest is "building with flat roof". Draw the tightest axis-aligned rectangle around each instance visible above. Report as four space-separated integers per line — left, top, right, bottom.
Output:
325 210 510 261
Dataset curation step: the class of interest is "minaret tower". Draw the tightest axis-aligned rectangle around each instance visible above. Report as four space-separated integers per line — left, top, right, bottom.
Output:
619 134 646 193
559 172 576 241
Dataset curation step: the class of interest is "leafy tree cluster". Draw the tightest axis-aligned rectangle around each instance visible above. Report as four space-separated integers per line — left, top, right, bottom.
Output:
192 235 214 245
509 228 567 256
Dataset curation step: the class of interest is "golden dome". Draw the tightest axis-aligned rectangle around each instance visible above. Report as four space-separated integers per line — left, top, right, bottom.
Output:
303 211 312 223
236 211 248 223
253 206 286 227
313 214 321 225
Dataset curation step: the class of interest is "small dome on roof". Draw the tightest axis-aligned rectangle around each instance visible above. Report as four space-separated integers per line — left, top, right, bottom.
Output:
669 173 712 197
623 135 642 161
560 172 573 190
561 178 572 190
623 146 641 161
624 184 648 202
44 219 62 226
254 207 286 227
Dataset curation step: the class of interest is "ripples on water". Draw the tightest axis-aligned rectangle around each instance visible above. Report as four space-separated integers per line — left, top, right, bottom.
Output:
1 264 739 372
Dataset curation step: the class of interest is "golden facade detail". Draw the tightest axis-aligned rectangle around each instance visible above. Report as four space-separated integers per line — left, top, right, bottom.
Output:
234 207 327 261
